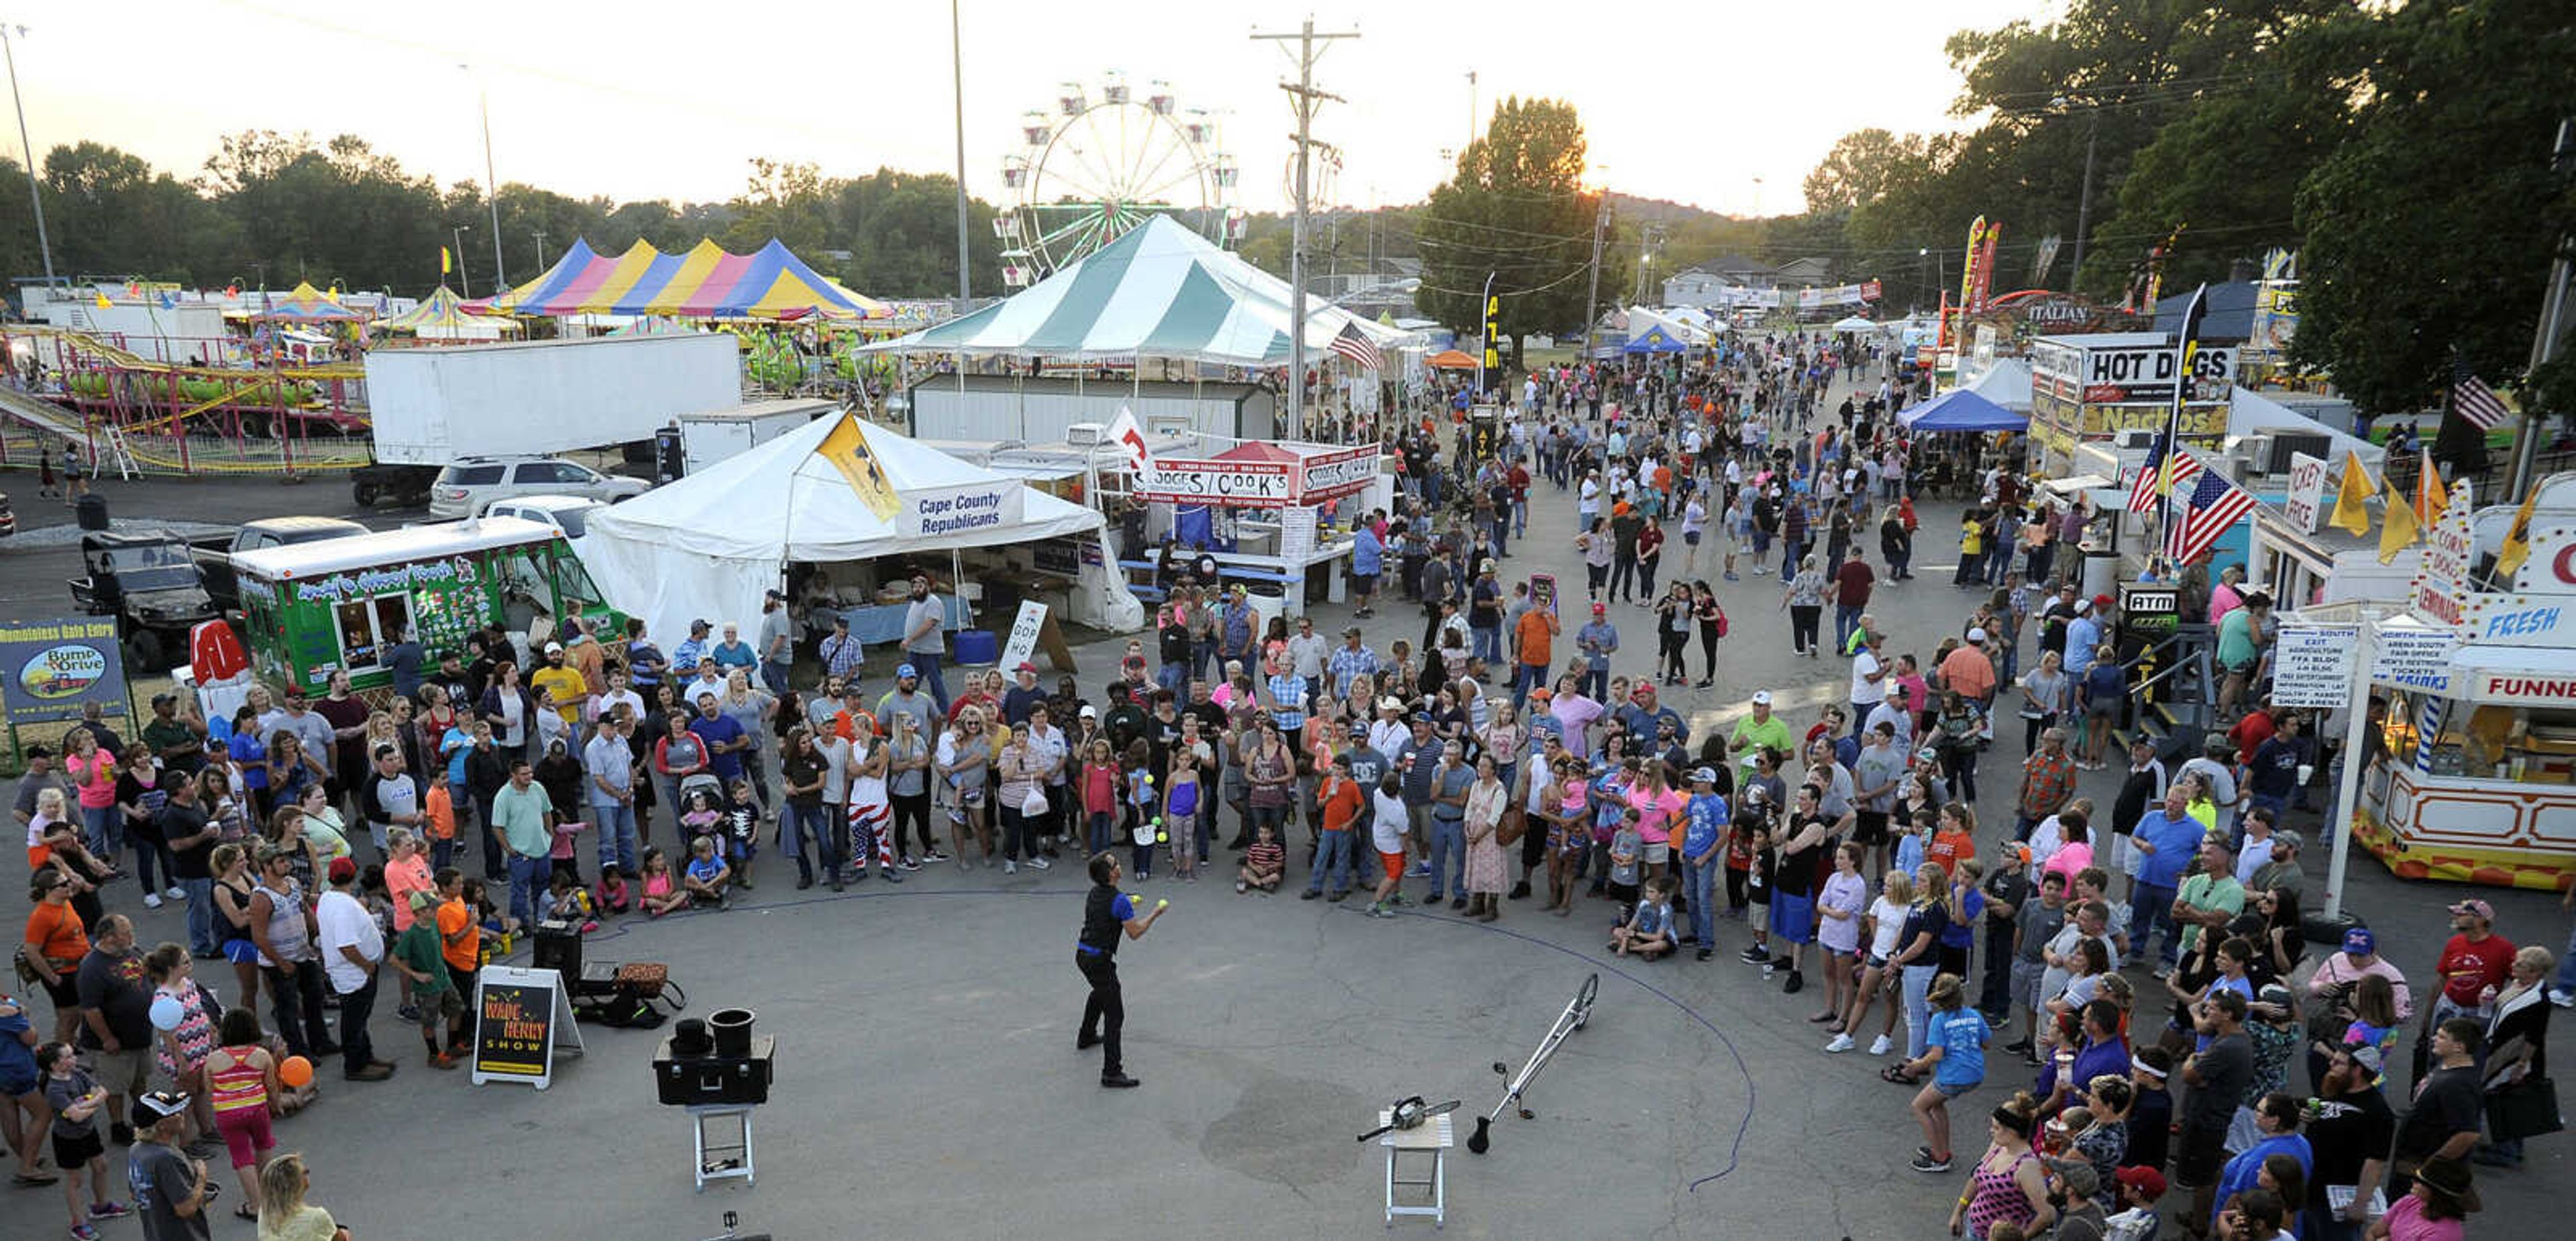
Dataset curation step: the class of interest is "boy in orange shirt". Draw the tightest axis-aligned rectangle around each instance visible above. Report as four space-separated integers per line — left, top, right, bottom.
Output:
433 867 482 1055
1302 754 1364 902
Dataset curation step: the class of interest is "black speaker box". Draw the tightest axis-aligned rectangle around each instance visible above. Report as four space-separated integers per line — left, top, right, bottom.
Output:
653 1035 776 1106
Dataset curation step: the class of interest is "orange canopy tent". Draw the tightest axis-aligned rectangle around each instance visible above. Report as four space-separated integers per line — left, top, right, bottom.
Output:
1425 349 1479 370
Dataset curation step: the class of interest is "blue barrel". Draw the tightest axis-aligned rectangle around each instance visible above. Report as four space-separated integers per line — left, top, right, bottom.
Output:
952 629 999 667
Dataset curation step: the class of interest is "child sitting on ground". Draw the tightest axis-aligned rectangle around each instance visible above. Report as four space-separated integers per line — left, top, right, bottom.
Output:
1612 875 1677 959
639 847 688 918
543 870 597 931
1238 821 1284 894
594 863 633 916
682 834 731 908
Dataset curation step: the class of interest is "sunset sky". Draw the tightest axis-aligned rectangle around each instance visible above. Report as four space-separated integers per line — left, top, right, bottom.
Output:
20 0 2039 215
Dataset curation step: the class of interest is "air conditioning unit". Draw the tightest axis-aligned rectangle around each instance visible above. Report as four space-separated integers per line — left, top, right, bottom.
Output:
2268 433 2332 474
1065 421 1106 447
2112 427 2157 452
2233 434 2275 476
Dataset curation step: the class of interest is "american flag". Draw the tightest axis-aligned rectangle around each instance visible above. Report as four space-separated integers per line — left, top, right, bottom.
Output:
2126 435 2204 515
2454 366 2511 432
2164 468 2256 565
1330 319 1384 372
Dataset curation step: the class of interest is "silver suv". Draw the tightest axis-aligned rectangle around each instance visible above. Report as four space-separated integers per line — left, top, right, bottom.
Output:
428 455 649 518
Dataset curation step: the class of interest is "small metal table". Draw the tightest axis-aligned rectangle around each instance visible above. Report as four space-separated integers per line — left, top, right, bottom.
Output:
1377 1108 1452 1227
688 1104 757 1191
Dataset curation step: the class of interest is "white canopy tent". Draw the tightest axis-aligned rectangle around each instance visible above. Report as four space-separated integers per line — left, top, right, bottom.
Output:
584 415 1138 651
1829 315 1881 333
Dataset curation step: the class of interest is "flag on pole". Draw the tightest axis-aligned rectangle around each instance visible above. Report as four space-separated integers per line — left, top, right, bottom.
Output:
1106 406 1152 477
2165 468 2256 565
2453 365 2511 432
813 412 902 521
1329 319 1385 372
441 246 453 276
2497 484 2542 579
2377 474 2420 564
2414 447 2447 529
2126 435 2204 515
2328 451 2373 536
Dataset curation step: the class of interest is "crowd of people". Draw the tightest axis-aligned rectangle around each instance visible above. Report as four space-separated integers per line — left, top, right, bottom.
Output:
8 332 2564 1238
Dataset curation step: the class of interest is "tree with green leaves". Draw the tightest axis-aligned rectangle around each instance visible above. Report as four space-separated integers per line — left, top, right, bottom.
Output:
1415 97 1622 372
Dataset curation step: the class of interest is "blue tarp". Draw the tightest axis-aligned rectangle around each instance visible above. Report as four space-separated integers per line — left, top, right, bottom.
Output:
1623 325 1688 354
1898 388 2028 433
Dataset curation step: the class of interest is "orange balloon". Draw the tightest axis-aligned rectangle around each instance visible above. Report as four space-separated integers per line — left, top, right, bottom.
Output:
278 1055 314 1089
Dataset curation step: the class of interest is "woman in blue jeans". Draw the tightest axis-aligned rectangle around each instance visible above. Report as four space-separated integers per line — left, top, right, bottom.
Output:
1882 862 1953 1076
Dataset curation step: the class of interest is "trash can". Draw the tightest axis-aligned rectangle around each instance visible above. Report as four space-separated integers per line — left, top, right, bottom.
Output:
75 493 108 531
1246 584 1287 637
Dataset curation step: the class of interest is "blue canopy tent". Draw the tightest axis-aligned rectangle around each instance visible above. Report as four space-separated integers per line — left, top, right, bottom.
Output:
1898 388 2027 433
1623 323 1689 354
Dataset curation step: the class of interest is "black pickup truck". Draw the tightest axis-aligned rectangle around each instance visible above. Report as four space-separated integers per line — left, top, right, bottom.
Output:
190 515 371 614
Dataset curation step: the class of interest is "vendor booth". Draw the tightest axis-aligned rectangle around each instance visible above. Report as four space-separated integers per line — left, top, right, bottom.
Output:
1897 388 2027 434
1119 438 1377 617
2337 474 2576 892
582 414 1140 669
2028 331 2240 475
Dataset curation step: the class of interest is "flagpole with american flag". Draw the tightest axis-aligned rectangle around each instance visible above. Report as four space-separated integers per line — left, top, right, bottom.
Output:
2156 282 2210 567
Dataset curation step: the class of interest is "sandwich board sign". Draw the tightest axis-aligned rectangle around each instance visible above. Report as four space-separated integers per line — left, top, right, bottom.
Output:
1000 600 1049 673
471 964 584 1089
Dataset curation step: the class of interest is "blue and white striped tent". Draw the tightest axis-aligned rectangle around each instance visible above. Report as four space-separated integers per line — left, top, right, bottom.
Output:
858 215 1407 366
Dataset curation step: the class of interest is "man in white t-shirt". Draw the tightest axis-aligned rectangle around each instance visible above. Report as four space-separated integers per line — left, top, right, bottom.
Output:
1848 630 1888 740
315 857 393 1081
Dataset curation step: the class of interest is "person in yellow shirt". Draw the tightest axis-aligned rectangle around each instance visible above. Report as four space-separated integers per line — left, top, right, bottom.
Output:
1955 511 1987 586
529 642 588 729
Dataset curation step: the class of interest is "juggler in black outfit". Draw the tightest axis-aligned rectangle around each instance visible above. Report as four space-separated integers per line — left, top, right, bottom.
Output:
1077 853 1165 1087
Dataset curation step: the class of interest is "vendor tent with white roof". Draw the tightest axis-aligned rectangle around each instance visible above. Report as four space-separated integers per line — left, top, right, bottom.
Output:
857 215 1408 366
583 414 1139 649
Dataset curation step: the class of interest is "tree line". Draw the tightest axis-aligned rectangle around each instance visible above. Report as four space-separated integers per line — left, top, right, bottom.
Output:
1795 0 2574 418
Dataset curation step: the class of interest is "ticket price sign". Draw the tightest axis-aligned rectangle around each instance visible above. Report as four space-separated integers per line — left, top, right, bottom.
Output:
472 964 584 1089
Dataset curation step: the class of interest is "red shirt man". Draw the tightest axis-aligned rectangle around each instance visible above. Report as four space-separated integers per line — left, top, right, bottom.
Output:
2434 898 2515 1012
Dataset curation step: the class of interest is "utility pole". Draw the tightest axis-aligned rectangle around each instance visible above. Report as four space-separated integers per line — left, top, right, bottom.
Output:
1 23 52 290
1580 197 1613 362
2510 117 2575 500
951 0 973 314
1252 17 1359 431
1631 220 1663 305
477 81 505 290
532 231 548 274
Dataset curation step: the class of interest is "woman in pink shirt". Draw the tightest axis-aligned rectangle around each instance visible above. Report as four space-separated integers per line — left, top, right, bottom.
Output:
1625 763 1687 884
2040 810 2094 889
62 729 121 867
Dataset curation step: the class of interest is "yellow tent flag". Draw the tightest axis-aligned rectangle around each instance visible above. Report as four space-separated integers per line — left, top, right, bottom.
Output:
2415 447 2447 529
2497 484 2541 579
814 412 902 522
2377 476 2419 564
2328 451 2373 536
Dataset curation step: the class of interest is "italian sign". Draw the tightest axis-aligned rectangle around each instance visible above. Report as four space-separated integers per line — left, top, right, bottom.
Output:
0 617 129 729
999 600 1049 673
470 964 583 1089
2271 622 2359 708
2283 452 2328 535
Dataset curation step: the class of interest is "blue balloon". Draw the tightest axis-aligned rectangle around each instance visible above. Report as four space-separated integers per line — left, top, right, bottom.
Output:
148 995 184 1032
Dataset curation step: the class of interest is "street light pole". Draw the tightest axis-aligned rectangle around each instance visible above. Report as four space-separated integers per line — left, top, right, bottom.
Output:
532 231 548 274
951 0 972 314
2 23 55 289
476 78 505 291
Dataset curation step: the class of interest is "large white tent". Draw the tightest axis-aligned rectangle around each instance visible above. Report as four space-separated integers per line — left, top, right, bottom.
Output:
856 215 1409 366
584 415 1137 649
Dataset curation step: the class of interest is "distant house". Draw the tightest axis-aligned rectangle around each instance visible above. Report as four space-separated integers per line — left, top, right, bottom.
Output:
1663 255 1775 309
1772 256 1835 287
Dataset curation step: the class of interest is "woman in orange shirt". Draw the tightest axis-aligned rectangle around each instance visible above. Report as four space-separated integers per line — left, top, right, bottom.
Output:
19 873 87 1041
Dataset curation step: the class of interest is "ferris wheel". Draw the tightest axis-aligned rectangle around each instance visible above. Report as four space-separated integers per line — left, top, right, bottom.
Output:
996 72 1243 286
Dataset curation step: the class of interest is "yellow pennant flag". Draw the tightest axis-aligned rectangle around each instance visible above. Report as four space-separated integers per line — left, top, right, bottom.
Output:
2377 475 2419 564
2328 451 2373 535
814 412 902 521
441 246 453 275
2496 484 2541 580
2415 447 2447 529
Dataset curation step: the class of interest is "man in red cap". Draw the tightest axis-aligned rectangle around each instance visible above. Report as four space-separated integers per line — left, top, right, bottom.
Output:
2430 898 2514 1024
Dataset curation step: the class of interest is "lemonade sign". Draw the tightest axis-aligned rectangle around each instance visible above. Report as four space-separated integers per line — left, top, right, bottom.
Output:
0 618 129 728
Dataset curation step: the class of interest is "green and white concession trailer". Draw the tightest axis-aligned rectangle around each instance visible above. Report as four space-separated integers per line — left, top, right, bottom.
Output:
233 516 625 694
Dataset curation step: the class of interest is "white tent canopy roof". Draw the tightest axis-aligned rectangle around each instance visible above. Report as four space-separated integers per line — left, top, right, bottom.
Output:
857 215 1406 367
582 415 1109 647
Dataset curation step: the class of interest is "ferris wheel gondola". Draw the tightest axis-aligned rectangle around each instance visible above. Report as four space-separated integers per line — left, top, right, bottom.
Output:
996 71 1237 286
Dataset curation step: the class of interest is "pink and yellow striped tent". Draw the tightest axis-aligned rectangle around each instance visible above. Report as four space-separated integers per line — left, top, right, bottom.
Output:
475 238 888 321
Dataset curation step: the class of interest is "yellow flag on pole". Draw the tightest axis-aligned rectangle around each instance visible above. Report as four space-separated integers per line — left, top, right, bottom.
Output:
2377 475 2419 564
2415 448 2447 529
814 412 902 521
2328 451 2372 536
2497 484 2541 580
441 246 453 275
